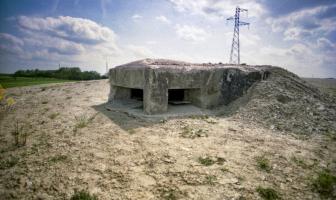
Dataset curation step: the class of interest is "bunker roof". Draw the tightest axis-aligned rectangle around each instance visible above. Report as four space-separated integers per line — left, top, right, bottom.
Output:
114 58 264 72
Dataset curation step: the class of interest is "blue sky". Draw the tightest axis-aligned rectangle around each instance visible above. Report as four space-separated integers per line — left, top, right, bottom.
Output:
0 0 335 77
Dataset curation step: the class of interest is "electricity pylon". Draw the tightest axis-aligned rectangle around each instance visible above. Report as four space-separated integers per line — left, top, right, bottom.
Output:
227 6 250 64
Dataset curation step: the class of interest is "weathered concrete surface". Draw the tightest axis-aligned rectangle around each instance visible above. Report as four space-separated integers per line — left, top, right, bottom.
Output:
109 59 271 114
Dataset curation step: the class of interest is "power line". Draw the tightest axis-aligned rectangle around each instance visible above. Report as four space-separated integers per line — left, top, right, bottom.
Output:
227 6 250 64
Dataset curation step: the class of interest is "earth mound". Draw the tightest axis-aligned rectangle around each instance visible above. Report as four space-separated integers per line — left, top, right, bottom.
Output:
230 67 336 135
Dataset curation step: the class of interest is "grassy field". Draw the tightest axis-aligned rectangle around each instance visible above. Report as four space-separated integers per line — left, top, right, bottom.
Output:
0 75 74 88
303 78 336 96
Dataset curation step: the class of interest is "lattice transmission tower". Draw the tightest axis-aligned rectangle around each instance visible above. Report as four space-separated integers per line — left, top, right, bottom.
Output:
227 7 250 64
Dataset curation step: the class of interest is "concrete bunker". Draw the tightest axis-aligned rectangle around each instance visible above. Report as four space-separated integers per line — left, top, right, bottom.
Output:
108 59 268 115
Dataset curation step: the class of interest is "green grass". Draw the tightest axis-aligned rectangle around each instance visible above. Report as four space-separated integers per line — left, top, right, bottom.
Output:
205 175 217 185
74 113 98 132
312 169 336 198
256 186 281 200
0 156 19 170
0 75 73 88
198 156 216 166
198 156 226 166
70 190 98 200
48 155 68 163
291 156 309 169
255 155 272 172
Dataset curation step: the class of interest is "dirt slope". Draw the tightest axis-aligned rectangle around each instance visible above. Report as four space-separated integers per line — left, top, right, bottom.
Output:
232 67 336 135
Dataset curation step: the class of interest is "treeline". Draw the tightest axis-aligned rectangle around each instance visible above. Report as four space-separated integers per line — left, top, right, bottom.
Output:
14 67 107 80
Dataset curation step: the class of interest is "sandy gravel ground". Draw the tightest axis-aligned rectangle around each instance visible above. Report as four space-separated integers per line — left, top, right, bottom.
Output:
0 80 335 199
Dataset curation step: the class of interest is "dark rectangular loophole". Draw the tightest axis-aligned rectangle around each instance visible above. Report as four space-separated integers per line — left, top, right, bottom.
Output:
131 89 143 101
168 89 185 102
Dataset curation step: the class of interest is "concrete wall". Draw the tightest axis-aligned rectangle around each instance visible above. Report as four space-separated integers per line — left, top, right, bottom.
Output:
109 65 266 114
110 67 146 89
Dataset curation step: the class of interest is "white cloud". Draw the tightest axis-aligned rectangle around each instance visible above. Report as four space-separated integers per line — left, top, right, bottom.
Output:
23 34 85 55
132 14 143 21
175 24 209 42
155 15 171 24
316 37 335 51
0 16 123 72
169 0 265 20
267 4 336 41
0 16 160 73
0 33 24 55
0 33 24 46
17 16 117 44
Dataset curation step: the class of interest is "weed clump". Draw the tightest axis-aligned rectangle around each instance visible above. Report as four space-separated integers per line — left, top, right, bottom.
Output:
0 156 19 170
12 121 27 147
312 169 336 198
160 188 178 200
205 175 217 185
0 84 16 121
198 156 225 166
180 126 208 139
291 156 309 169
255 155 272 172
158 186 186 200
74 113 97 131
220 167 229 173
49 155 68 163
198 157 215 166
256 186 281 200
70 190 98 200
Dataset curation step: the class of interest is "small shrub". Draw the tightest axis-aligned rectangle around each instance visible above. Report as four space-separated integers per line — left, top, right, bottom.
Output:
70 190 98 200
198 156 216 166
255 156 272 172
41 101 48 104
256 186 281 200
312 170 336 198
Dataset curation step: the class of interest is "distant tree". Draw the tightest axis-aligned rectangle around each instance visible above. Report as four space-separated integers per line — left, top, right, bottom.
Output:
13 67 104 80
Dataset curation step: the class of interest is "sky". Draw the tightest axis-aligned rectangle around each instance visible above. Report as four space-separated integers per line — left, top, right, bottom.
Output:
0 0 335 78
